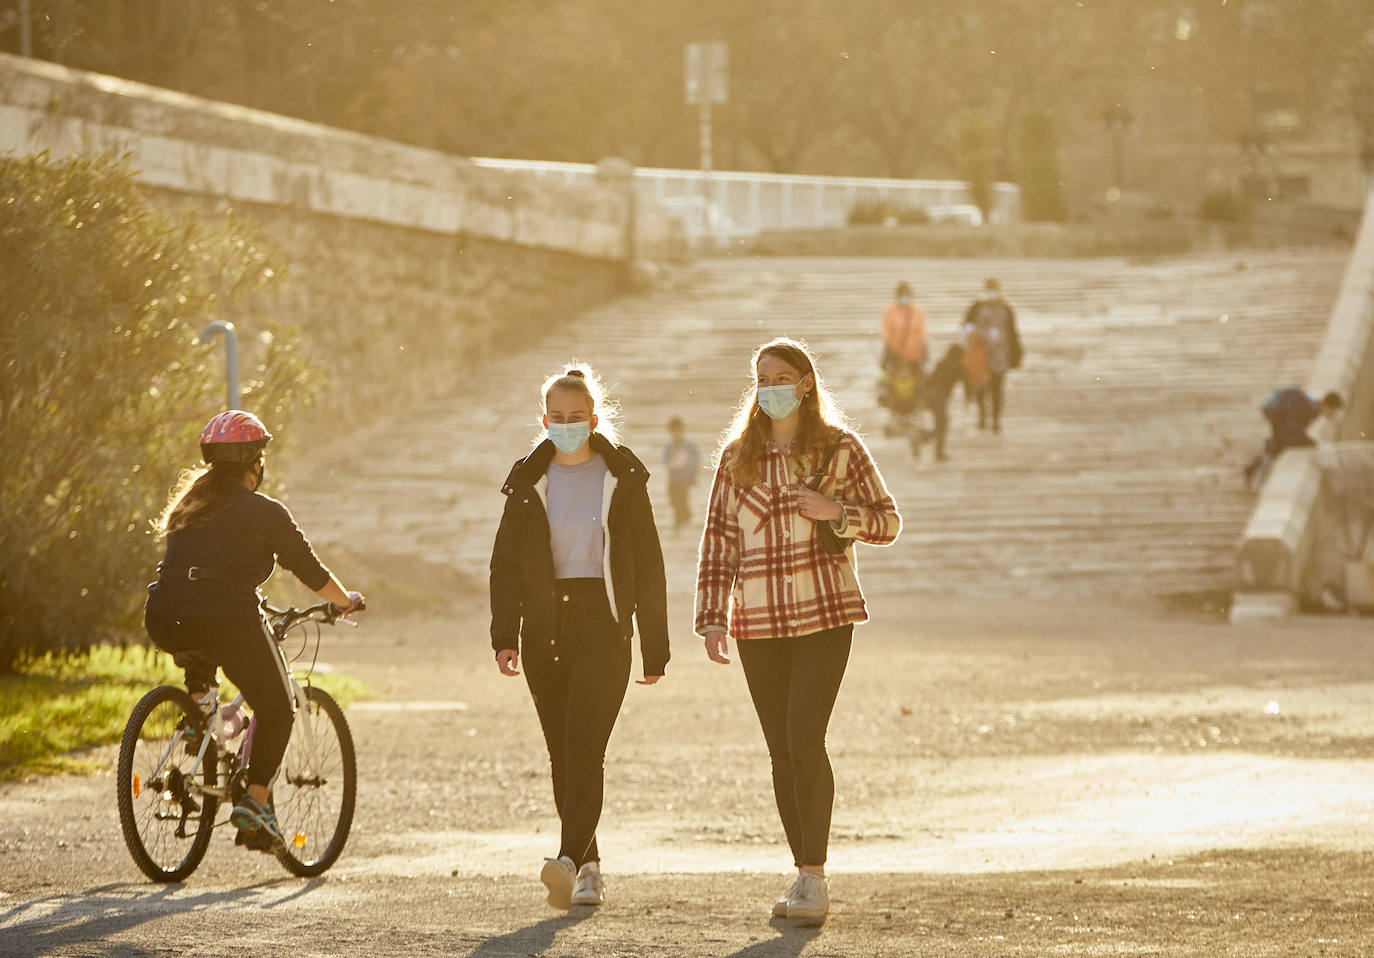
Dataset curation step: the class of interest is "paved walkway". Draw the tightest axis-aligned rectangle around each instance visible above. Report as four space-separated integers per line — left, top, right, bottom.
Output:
291 248 1348 603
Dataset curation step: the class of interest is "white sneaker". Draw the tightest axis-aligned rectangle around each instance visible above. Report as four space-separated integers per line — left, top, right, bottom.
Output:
786 872 829 924
540 855 576 909
772 874 803 917
570 860 605 906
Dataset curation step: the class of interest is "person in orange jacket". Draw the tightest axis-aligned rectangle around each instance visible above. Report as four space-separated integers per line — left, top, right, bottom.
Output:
879 282 928 436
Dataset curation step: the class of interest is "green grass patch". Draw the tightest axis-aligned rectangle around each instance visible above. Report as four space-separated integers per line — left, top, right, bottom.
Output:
0 645 371 781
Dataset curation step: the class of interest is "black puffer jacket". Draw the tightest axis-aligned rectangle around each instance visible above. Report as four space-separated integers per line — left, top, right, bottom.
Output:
489 434 670 675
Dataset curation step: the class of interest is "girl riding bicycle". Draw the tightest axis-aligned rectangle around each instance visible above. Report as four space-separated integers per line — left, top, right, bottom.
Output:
144 410 362 851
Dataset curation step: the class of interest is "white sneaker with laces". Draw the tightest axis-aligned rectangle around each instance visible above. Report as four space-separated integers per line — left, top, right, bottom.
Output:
571 861 605 906
786 872 829 924
772 874 804 917
540 855 577 909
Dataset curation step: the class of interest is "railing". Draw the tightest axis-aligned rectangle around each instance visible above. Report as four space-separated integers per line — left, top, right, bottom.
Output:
470 157 1020 246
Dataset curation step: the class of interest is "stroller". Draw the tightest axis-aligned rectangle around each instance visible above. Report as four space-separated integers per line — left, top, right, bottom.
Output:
878 351 923 439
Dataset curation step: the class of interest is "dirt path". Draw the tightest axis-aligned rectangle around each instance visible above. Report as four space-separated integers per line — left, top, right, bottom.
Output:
3 595 1373 956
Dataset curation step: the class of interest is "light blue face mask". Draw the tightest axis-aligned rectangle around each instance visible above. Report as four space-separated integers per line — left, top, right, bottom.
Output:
757 383 803 421
546 421 591 455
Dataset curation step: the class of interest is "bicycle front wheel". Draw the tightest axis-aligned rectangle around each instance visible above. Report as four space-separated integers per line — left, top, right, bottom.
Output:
273 686 356 877
116 686 218 882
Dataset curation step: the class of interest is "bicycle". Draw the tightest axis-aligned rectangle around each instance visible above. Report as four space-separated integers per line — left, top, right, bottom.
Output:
116 598 364 882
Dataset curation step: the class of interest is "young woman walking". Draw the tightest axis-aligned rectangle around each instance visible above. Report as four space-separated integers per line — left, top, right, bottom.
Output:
490 365 670 910
695 338 900 924
144 410 363 851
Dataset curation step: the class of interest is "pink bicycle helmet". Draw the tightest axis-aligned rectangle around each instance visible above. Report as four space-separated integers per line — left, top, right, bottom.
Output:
199 410 273 463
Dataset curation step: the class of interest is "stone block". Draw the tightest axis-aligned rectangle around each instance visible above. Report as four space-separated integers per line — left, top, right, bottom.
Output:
1228 591 1297 623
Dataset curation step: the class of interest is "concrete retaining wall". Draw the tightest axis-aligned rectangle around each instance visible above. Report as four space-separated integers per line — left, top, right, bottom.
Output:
1233 189 1374 619
0 53 661 426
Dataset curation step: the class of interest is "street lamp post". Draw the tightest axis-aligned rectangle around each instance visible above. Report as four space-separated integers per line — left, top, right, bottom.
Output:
199 321 239 411
19 0 31 57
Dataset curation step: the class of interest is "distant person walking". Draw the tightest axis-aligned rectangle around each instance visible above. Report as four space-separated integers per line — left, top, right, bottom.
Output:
913 342 965 461
961 277 1022 432
1243 387 1344 488
695 338 901 925
879 281 927 436
662 416 701 529
489 364 670 911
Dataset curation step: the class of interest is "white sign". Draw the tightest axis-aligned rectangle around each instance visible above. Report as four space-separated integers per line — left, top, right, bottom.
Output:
685 41 728 105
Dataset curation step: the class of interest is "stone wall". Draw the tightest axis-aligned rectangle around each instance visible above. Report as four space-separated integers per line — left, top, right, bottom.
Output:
1233 188 1374 619
0 52 645 427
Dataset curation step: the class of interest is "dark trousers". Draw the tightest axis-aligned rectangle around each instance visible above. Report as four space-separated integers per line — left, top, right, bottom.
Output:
921 399 949 457
737 624 854 868
977 372 1006 429
523 579 631 867
143 611 295 789
668 479 693 528
1245 432 1315 482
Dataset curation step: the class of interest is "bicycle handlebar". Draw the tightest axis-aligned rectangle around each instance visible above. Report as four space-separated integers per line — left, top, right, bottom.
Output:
261 598 368 633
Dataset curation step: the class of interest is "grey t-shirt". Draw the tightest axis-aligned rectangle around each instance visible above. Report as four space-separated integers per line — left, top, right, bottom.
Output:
547 455 609 579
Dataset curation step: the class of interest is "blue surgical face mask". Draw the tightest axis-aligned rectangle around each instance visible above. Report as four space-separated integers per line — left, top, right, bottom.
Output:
757 383 803 420
546 421 591 455
897 295 913 306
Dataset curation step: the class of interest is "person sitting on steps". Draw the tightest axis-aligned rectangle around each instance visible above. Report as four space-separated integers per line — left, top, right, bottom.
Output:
1243 387 1344 489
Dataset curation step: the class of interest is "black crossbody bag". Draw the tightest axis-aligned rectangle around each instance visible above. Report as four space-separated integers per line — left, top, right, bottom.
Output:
806 441 851 555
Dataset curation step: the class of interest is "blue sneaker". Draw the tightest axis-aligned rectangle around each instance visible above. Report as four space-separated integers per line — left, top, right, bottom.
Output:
230 795 285 851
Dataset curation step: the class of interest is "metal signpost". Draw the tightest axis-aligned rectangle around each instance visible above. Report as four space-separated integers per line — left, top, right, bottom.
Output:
200 321 239 411
685 41 728 241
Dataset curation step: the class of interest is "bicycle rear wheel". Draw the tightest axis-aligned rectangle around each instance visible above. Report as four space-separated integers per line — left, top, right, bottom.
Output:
273 686 356 877
116 686 219 882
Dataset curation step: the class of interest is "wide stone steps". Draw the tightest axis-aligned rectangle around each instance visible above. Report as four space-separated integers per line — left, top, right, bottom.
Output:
289 248 1347 606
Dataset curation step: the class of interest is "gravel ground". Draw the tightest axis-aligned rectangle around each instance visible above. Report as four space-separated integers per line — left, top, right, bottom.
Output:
3 592 1373 957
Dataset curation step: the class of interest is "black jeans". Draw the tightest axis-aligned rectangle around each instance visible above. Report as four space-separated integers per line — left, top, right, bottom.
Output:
523 578 632 867
143 611 295 790
737 624 854 868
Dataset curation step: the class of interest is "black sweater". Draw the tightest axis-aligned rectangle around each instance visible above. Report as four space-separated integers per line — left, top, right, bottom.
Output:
490 434 670 675
146 487 331 619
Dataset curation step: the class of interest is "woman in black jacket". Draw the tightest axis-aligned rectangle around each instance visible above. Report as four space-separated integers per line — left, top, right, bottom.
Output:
490 364 669 911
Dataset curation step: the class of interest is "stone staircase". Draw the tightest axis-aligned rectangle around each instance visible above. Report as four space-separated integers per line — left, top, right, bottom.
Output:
288 248 1348 606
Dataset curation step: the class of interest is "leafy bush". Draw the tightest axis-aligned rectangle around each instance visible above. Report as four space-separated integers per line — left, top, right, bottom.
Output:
1198 190 1254 224
0 151 316 671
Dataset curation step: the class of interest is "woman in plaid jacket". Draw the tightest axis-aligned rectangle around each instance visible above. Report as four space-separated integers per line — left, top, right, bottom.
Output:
694 338 901 924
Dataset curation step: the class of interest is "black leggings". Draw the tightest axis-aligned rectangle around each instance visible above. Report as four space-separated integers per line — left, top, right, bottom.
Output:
523 579 631 868
737 625 853 868
144 612 295 790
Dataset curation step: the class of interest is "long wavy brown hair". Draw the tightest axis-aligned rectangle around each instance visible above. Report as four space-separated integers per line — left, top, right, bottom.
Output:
718 338 851 487
157 460 256 535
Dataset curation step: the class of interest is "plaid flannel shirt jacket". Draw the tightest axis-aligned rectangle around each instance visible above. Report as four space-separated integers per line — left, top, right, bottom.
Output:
694 429 900 641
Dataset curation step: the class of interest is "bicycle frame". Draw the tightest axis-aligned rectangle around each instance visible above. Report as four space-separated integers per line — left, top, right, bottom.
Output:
146 601 347 805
